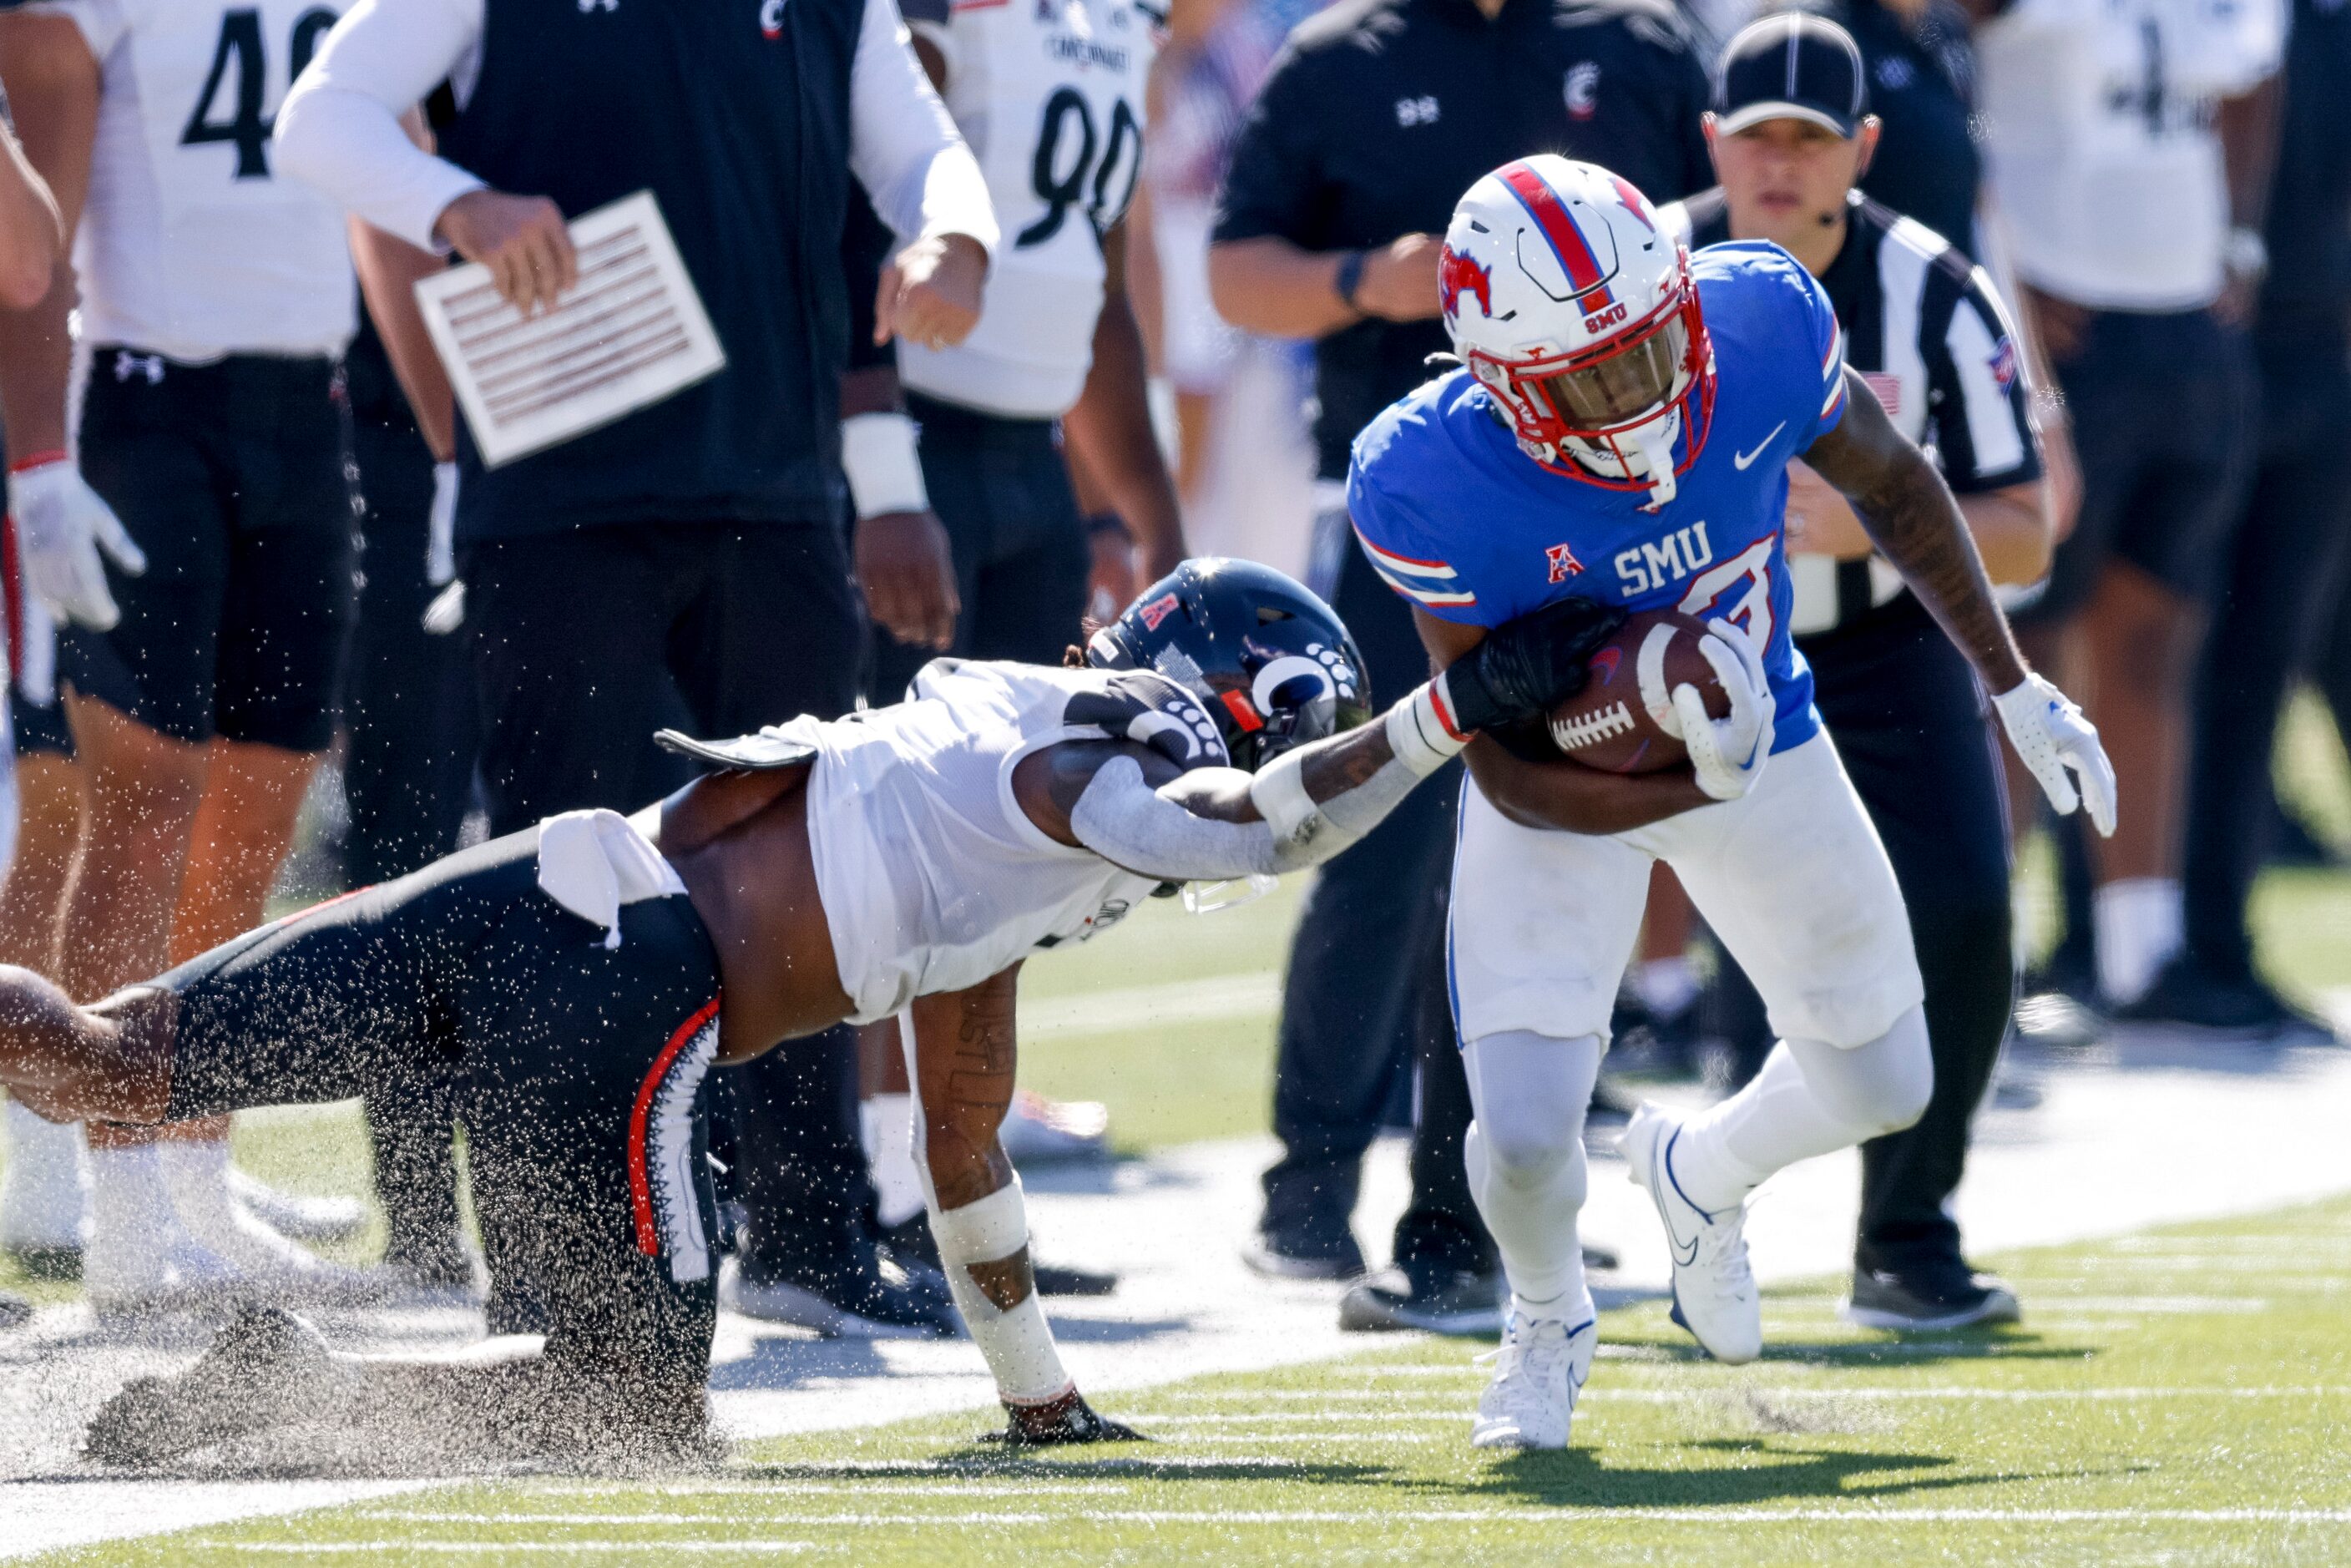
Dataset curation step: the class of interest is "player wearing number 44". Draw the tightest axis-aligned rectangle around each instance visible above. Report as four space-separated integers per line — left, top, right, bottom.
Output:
1344 155 2118 1452
0 0 372 1313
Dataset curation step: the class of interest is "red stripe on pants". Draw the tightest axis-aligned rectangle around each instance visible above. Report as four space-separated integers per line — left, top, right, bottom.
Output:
629 995 723 1257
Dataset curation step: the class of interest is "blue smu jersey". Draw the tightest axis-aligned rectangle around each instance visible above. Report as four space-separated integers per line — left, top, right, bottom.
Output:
1347 242 1849 755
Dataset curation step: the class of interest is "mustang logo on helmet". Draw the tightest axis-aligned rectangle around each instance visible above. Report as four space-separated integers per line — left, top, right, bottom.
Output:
1438 245 1494 321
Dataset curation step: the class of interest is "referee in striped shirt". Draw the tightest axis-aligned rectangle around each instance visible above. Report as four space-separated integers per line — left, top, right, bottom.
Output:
1662 13 2053 1331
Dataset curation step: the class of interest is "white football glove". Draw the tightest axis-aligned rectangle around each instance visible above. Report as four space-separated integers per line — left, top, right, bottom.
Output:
426 460 459 587
1673 628 1774 802
6 457 146 631
1995 673 2116 837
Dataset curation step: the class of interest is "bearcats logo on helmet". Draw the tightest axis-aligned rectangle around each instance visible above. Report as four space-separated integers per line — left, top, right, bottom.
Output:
1438 246 1494 321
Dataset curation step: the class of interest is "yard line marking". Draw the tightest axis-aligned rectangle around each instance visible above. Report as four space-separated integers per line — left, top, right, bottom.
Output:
1159 1385 2351 1404
314 1508 2351 1529
182 1545 820 1556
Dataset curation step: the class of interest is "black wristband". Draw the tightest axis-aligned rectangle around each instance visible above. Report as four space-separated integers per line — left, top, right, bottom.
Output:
1333 249 1369 310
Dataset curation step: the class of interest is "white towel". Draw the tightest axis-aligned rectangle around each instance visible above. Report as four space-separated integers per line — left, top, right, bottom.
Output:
536 808 690 949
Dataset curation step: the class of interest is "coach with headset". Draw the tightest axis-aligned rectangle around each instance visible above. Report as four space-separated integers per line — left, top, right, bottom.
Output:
1662 14 2052 1332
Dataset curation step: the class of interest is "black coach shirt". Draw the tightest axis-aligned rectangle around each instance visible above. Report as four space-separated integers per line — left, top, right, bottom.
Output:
1831 0 1982 261
1676 188 2038 634
1214 0 1711 478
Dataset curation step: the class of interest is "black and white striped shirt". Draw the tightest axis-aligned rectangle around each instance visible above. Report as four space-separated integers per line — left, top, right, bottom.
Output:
1664 187 2041 636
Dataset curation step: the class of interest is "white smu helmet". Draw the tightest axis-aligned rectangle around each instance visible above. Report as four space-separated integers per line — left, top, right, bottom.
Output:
1438 155 1716 506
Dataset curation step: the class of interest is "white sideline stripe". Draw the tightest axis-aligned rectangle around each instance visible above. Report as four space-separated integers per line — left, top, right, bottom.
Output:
186 1544 817 1556
1019 972 1282 1040
327 1508 2351 1529
1158 1386 2351 1408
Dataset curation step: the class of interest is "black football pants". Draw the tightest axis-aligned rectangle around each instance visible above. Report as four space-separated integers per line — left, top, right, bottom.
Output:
342 395 480 1268
1262 539 1493 1276
2181 328 2351 980
864 392 1093 704
464 520 879 1287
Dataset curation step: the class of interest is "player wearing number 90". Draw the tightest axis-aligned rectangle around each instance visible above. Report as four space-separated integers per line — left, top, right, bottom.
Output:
0 0 365 1310
1345 157 2116 1451
857 0 1185 687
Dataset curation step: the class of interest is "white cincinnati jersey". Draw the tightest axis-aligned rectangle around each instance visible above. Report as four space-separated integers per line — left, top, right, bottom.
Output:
787 659 1226 1023
34 0 356 362
896 0 1158 417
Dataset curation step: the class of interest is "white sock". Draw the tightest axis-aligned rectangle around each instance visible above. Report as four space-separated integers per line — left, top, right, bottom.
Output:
90 1143 188 1259
1630 957 1699 1018
1462 1033 1600 1312
861 1093 925 1229
2094 878 2182 1005
159 1137 324 1270
1 1100 89 1248
1667 1011 1935 1216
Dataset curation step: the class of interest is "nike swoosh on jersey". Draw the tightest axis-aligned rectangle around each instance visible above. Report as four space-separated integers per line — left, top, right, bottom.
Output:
1732 422 1787 470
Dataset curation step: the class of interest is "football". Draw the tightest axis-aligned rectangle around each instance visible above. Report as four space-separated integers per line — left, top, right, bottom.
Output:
1545 608 1733 774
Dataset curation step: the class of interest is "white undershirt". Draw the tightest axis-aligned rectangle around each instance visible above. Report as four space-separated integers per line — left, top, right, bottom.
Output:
275 0 998 257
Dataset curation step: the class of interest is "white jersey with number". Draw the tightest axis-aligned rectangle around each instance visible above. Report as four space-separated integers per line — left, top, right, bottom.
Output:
895 0 1159 417
781 658 1227 1022
33 0 356 362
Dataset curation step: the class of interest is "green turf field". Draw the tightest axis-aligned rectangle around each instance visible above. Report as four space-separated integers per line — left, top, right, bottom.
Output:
48 1192 2351 1565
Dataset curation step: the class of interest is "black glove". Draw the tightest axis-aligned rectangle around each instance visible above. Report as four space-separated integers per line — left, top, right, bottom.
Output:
1441 596 1626 734
984 1388 1148 1446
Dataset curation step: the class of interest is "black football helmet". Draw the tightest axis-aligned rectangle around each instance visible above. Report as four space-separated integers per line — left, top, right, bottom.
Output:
1086 559 1373 772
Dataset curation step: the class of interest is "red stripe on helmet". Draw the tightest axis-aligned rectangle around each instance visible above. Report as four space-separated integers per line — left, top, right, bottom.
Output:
1218 688 1265 732
1499 161 1615 311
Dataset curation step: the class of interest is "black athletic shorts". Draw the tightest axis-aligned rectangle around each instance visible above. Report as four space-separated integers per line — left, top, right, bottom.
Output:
2017 308 2255 625
62 348 357 751
157 828 725 1441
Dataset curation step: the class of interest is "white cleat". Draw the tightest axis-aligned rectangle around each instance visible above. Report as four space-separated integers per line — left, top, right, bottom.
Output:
996 1090 1110 1165
1623 1102 1762 1365
1470 1309 1596 1451
85 1226 253 1318
225 1167 367 1245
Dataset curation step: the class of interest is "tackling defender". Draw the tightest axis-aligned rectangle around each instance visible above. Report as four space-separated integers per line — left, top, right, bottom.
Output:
0 559 1618 1465
1344 156 2116 1449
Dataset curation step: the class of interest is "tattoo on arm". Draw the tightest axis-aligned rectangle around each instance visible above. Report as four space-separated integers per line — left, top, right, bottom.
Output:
1804 366 2029 694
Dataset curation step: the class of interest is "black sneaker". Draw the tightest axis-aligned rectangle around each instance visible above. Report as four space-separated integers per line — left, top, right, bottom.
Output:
1337 1262 1503 1336
722 1233 958 1338
1843 1259 2021 1332
877 1213 1118 1297
2115 959 2340 1044
1241 1225 1365 1282
0 1290 29 1331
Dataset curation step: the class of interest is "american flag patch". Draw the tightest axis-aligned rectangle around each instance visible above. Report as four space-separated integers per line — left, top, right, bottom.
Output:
1863 372 1903 417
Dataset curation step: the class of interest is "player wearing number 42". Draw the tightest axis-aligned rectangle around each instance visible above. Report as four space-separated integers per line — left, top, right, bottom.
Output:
1344 155 2119 1451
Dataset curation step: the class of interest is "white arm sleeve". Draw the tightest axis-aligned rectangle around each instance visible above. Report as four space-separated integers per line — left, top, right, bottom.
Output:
1069 758 1282 883
848 0 998 254
275 0 488 250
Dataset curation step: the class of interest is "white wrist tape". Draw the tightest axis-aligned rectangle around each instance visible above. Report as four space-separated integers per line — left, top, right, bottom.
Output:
1248 748 1321 842
931 1178 1072 1405
1387 679 1469 777
841 411 929 519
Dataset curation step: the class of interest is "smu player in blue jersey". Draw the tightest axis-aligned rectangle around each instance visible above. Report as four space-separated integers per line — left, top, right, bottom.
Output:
1347 157 2117 1452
